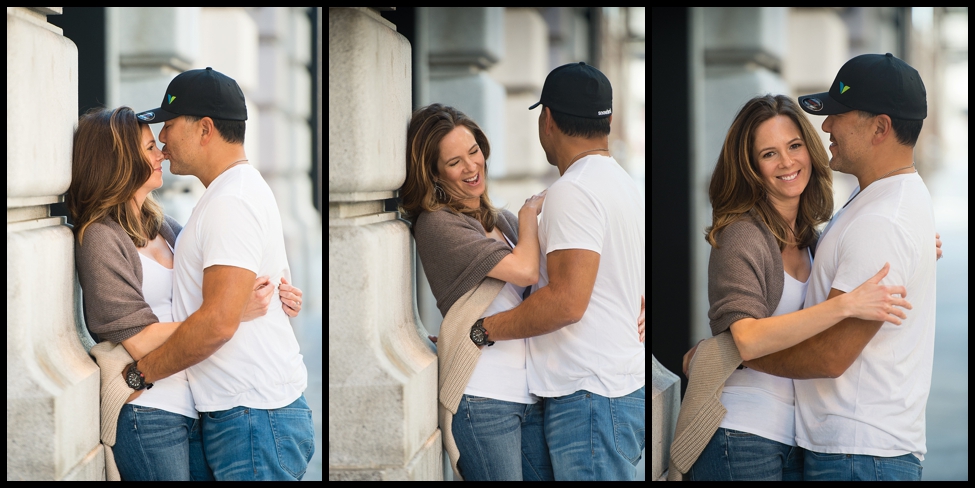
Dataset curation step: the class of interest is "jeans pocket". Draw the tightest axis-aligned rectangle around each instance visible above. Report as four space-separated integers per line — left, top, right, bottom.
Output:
725 429 759 438
875 455 923 481
464 395 494 403
549 390 591 404
131 405 161 413
268 407 316 479
611 391 645 466
204 406 249 422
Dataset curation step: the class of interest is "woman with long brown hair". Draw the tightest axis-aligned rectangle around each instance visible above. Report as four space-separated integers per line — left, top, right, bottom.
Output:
677 94 914 481
402 104 645 481
67 106 305 481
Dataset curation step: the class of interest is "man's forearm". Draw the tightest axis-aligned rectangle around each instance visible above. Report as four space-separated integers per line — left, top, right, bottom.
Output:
744 317 883 379
482 285 575 341
137 309 231 384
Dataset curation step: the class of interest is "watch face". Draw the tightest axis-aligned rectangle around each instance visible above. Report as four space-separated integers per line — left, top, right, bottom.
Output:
472 328 485 344
126 367 142 389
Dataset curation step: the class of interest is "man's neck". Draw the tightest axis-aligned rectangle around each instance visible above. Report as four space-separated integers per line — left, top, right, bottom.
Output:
856 149 916 191
200 153 248 188
556 137 610 176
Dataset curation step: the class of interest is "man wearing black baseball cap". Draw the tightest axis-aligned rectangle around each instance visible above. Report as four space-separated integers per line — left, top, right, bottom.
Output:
745 53 936 481
136 67 249 186
129 67 314 480
479 62 646 481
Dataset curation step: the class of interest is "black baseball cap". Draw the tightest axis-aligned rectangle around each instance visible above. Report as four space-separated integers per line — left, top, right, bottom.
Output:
136 67 247 124
529 61 613 119
798 53 926 120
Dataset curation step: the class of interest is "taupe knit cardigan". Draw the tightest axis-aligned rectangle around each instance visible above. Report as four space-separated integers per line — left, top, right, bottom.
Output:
413 207 520 479
668 209 815 481
75 215 183 343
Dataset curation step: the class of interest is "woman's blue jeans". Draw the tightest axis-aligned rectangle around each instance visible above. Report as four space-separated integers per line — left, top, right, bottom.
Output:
451 394 553 481
688 427 804 481
113 404 213 481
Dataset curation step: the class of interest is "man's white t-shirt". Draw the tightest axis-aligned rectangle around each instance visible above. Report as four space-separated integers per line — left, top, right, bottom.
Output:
173 164 307 412
796 171 937 461
527 155 646 398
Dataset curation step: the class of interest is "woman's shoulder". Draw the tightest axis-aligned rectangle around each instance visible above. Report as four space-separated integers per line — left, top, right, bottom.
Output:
74 218 136 272
414 207 477 233
77 217 127 247
714 211 768 247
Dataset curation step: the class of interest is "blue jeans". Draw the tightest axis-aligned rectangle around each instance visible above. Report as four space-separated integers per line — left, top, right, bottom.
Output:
451 395 553 481
201 395 316 481
688 428 803 481
543 386 645 481
803 450 922 481
113 404 213 481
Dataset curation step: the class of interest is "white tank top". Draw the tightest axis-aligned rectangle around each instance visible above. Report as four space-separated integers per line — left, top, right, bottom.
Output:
128 241 197 419
463 234 537 404
718 247 811 446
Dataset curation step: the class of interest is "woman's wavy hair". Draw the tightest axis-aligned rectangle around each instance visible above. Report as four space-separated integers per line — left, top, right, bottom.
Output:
705 94 833 251
67 106 164 247
400 103 501 232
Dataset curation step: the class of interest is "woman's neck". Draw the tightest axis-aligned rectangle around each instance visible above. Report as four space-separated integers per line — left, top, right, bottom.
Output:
127 190 150 245
460 196 480 210
769 197 799 245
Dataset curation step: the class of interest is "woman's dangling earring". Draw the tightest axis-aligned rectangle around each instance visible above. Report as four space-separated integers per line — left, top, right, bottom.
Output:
434 180 447 202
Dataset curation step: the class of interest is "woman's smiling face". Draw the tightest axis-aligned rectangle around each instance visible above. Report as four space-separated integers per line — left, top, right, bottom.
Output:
437 125 485 208
753 114 811 208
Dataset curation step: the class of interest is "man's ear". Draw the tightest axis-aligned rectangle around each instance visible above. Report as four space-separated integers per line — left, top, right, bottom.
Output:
199 117 215 145
873 114 893 145
543 107 555 135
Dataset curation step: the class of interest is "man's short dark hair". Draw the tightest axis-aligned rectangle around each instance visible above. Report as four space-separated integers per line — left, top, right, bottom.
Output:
548 107 611 139
185 115 246 144
857 110 922 147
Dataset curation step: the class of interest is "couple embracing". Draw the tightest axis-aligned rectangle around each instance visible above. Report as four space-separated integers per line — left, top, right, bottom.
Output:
672 53 939 481
71 68 314 481
401 63 646 481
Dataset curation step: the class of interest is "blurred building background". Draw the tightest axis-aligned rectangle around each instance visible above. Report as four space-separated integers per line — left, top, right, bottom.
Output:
7 7 323 481
651 7 968 481
329 7 645 481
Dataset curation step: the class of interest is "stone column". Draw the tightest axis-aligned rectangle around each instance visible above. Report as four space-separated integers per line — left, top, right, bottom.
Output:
651 355 680 481
7 7 103 481
328 7 441 481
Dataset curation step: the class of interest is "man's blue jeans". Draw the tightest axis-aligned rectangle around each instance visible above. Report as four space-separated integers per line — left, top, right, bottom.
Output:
451 394 553 481
201 395 316 481
803 449 923 481
543 386 645 481
114 404 213 481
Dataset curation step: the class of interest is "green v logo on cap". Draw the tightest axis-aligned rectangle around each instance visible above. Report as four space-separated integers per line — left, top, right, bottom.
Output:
167 94 176 104
839 82 851 94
